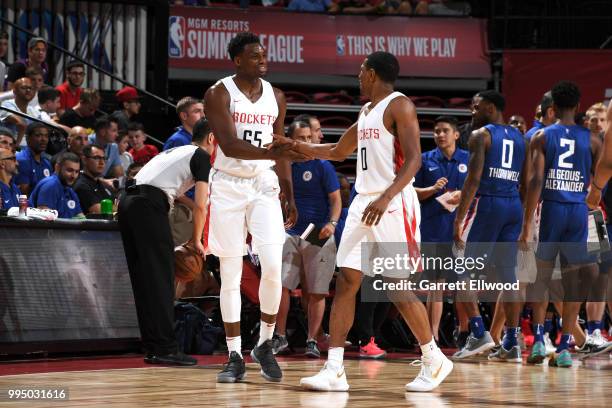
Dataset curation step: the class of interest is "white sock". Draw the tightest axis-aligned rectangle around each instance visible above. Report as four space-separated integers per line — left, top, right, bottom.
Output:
420 338 439 359
258 321 275 346
227 336 242 357
327 347 344 371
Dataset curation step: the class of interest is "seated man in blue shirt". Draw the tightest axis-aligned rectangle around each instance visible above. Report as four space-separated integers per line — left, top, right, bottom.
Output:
163 97 205 150
29 151 84 218
163 97 205 244
273 120 341 358
0 147 21 210
414 115 468 342
14 122 53 195
89 116 123 178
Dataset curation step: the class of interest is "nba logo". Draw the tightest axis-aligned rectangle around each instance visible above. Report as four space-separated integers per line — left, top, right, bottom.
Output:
169 16 185 58
336 35 346 56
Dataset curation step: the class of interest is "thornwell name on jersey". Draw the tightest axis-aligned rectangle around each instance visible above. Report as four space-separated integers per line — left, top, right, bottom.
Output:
488 167 520 182
545 168 585 192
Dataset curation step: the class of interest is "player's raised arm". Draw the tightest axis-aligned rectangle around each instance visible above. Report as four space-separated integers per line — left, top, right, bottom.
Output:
204 83 293 161
271 87 298 228
453 128 489 245
290 122 359 162
518 130 546 242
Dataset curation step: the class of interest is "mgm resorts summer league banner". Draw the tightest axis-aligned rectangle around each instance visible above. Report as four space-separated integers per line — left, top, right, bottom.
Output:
168 6 490 79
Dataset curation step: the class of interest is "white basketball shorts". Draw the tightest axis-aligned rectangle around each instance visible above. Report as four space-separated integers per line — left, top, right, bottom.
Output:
204 168 285 258
337 186 421 276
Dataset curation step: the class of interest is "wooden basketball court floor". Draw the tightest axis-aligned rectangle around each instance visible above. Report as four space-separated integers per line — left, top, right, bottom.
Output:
0 352 610 407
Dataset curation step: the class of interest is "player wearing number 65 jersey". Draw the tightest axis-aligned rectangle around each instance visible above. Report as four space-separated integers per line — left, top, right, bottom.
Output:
204 32 307 384
520 81 606 367
286 51 453 393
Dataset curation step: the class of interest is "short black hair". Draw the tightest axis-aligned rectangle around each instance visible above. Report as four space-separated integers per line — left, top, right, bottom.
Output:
434 115 459 130
127 162 143 173
127 122 145 133
476 90 505 112
228 32 261 60
192 118 211 143
288 120 310 137
57 151 80 167
26 122 49 138
66 60 84 71
551 80 581 110
575 111 587 125
0 31 8 41
540 91 553 115
0 126 15 139
38 86 60 105
364 52 400 84
94 116 119 133
294 114 314 124
82 144 105 158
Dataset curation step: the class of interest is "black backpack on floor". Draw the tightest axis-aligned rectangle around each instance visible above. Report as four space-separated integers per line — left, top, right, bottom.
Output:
174 302 222 355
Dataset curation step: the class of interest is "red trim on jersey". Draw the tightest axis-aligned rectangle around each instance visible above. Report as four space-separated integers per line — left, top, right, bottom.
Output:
202 186 212 249
210 139 219 165
393 136 405 174
401 193 422 272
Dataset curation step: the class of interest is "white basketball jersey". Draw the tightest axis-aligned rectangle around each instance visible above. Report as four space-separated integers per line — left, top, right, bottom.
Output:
135 145 199 204
212 75 278 178
355 91 410 194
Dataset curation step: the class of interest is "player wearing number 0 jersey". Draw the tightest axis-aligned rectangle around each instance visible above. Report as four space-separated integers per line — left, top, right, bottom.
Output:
520 81 606 367
204 32 306 384
452 90 528 363
288 51 453 393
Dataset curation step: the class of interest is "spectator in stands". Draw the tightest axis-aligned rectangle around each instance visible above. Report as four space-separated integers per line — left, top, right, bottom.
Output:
74 144 116 215
15 122 52 195
163 97 205 150
273 120 341 358
586 102 607 137
509 114 527 134
295 113 324 144
89 117 123 178
329 0 383 14
117 131 133 175
56 60 85 117
52 126 89 168
6 37 48 90
112 86 142 131
59 88 101 132
287 0 332 12
0 31 8 92
36 87 70 134
0 31 8 64
29 152 83 218
128 122 158 165
0 77 39 145
25 66 45 108
0 127 16 153
0 146 21 210
116 161 144 204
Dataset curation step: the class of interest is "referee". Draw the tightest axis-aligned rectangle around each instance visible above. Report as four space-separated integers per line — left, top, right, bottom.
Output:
118 118 213 365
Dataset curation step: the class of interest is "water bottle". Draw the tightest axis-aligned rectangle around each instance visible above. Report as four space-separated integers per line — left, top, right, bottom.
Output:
100 198 113 220
18 195 28 218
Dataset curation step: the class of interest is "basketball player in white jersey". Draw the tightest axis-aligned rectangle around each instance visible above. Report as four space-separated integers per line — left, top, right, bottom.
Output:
204 32 305 383
282 52 453 392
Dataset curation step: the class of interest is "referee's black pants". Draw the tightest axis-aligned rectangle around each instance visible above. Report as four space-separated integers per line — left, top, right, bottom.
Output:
118 185 177 355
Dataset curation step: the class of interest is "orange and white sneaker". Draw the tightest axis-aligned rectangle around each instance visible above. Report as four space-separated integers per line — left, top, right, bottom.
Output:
359 337 387 359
